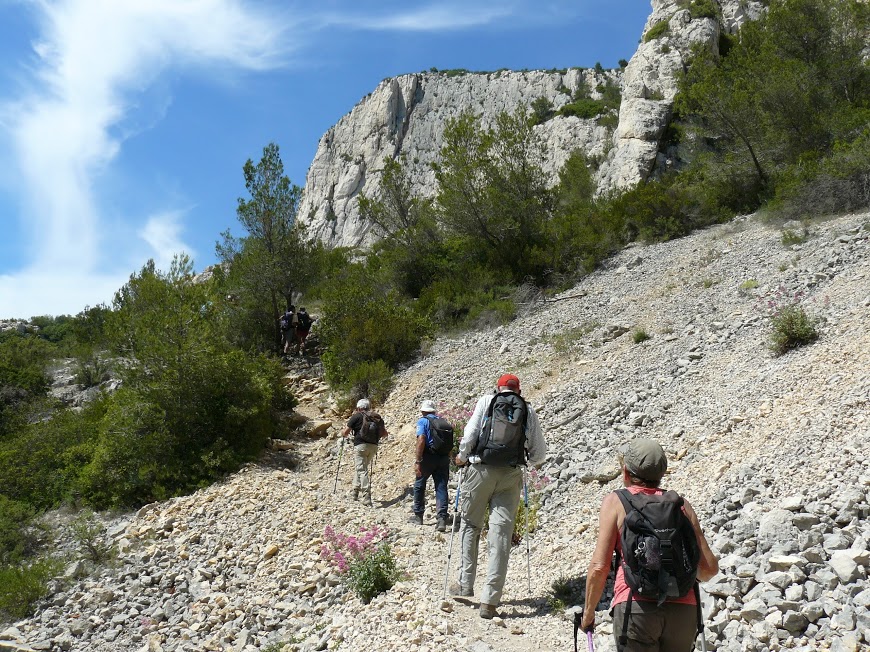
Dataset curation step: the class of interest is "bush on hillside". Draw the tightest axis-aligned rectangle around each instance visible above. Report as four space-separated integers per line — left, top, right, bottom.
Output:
770 305 819 356
318 265 431 389
0 557 62 621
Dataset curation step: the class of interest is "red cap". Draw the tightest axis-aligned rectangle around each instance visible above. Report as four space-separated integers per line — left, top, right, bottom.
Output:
497 373 520 391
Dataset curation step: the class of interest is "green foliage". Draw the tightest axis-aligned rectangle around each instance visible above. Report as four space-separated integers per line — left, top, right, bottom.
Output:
0 497 38 565
216 142 314 353
530 96 555 125
781 227 810 246
318 265 431 390
770 304 819 355
345 543 400 604
345 360 394 406
0 335 54 397
0 557 61 620
739 279 760 293
679 0 719 19
548 321 599 352
632 328 651 344
549 574 584 612
73 354 110 388
558 98 606 119
677 0 870 214
644 20 670 42
434 109 555 285
68 511 116 565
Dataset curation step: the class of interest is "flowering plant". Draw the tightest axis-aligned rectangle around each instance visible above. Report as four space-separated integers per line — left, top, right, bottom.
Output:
320 525 399 603
756 286 823 356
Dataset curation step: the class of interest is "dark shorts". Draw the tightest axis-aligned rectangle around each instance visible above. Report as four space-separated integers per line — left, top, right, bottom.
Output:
612 600 698 652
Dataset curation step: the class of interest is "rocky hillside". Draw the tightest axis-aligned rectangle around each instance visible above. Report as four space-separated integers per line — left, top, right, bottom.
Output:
297 0 767 248
3 209 868 652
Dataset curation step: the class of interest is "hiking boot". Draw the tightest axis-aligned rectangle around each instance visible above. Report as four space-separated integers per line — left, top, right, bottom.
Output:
436 517 447 532
479 603 498 620
448 582 472 599
408 513 423 525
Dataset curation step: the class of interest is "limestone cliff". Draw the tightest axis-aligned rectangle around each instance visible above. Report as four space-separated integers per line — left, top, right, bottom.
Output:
298 0 768 248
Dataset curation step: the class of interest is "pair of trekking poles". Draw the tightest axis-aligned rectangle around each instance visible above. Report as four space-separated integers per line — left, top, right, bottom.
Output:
441 462 534 598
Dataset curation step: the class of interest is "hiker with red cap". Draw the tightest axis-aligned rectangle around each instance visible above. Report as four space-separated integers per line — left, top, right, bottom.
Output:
449 373 547 619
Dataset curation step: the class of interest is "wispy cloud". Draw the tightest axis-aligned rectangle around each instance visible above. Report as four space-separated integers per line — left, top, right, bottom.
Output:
0 0 296 317
327 3 517 31
139 210 194 272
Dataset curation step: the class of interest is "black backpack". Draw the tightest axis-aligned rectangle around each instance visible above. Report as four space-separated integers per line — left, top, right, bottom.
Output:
474 391 528 466
359 411 386 444
279 313 292 330
616 489 700 605
297 311 312 329
424 415 454 455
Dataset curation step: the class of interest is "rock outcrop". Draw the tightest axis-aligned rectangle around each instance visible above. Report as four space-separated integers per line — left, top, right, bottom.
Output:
298 0 771 248
297 68 617 248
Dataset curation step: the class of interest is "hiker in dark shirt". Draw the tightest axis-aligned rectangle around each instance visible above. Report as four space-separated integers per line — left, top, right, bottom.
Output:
340 398 388 507
294 307 314 355
278 305 296 355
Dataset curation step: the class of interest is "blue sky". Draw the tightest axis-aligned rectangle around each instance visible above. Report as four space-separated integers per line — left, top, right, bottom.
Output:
0 0 650 319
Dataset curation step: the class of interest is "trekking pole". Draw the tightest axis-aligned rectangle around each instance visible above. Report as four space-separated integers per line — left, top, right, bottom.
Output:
695 583 708 652
442 466 465 598
523 465 531 594
332 436 346 494
573 612 594 652
369 448 378 504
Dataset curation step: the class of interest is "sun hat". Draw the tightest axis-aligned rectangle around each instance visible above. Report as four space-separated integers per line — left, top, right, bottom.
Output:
420 400 436 413
623 438 668 482
356 398 371 410
496 373 520 391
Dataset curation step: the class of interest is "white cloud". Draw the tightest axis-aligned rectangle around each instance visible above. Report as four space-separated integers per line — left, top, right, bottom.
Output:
138 210 195 272
1 0 296 317
329 4 516 32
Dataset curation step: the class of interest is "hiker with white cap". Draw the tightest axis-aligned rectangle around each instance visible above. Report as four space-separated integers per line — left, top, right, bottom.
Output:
410 399 454 531
449 373 547 619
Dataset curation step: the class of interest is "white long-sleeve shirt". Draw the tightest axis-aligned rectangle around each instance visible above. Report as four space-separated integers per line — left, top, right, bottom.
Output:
457 392 547 466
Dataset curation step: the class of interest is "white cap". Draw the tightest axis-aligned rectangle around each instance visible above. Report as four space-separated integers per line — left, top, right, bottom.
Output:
356 398 371 410
419 400 436 413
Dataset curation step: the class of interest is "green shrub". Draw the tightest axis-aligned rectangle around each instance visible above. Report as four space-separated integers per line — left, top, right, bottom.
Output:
644 20 670 42
73 354 111 388
770 305 819 356
781 228 809 246
344 360 394 406
559 98 606 119
680 0 718 19
345 543 400 604
0 557 61 620
549 574 584 612
0 497 38 565
68 511 116 565
530 96 554 125
632 328 651 344
321 526 400 604
739 279 759 292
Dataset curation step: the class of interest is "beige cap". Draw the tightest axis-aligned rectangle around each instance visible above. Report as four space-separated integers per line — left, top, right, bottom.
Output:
623 438 667 482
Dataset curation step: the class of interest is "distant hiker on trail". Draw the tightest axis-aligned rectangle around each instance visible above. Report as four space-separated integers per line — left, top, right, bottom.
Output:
410 400 454 532
580 437 719 652
449 373 547 619
340 398 388 507
294 307 314 355
278 305 297 355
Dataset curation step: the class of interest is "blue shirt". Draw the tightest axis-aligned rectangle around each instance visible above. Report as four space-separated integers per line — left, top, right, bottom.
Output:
416 414 438 450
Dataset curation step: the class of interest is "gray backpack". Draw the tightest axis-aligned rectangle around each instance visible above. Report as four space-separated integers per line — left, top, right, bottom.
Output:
474 392 528 466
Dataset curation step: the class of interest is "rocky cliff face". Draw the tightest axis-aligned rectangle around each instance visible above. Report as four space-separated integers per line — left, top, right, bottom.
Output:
297 0 769 248
297 68 617 248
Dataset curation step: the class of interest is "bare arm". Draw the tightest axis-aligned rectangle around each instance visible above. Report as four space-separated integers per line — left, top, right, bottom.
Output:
581 492 620 632
683 500 719 581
